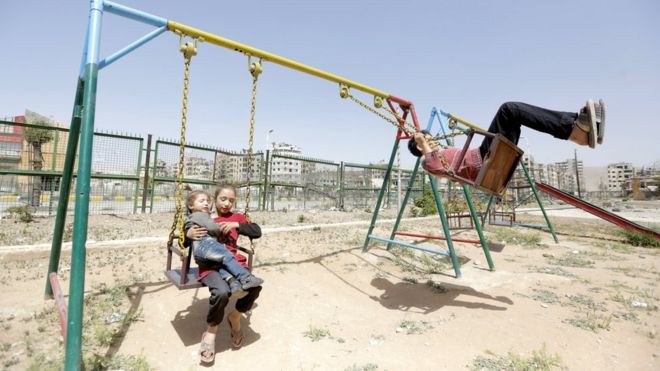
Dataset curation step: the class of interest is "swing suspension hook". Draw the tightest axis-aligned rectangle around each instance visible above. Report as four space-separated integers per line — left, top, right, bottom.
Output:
248 55 263 78
178 33 201 61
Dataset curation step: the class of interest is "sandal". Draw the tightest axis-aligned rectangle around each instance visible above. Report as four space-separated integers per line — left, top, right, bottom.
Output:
596 98 606 144
228 319 244 349
199 331 216 363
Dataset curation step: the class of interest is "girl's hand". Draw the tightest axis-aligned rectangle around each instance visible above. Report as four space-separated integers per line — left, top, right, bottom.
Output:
217 222 239 235
186 225 207 240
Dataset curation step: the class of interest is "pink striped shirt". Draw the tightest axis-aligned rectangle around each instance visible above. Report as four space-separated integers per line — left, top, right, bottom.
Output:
422 147 482 181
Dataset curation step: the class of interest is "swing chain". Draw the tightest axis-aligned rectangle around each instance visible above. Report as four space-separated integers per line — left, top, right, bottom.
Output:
244 56 263 222
339 84 417 136
169 37 198 258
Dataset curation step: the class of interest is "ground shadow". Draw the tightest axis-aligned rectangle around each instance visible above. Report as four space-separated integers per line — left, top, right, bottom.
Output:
369 277 513 314
103 281 172 360
170 288 260 354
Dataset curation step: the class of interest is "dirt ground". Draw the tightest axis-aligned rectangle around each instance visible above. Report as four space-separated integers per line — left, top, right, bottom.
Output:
0 205 658 370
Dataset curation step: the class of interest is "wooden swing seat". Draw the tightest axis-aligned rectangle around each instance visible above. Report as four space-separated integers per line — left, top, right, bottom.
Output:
446 129 524 196
165 235 254 290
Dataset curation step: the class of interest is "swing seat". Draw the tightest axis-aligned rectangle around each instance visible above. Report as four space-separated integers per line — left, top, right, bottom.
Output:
165 235 254 290
474 133 524 195
447 130 524 196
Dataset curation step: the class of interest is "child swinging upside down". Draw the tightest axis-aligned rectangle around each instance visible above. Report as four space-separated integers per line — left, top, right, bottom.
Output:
408 99 606 181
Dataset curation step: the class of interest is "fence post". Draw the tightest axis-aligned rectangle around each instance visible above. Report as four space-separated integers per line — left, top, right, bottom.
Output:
141 134 152 213
261 149 270 211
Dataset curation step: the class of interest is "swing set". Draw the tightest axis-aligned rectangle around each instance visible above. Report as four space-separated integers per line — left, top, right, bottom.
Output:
43 2 538 369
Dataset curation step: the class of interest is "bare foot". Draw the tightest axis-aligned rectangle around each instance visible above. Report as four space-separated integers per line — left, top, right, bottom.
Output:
227 310 244 348
568 125 589 146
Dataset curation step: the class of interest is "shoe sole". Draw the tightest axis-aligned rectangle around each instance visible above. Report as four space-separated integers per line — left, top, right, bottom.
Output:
597 98 606 144
586 99 596 148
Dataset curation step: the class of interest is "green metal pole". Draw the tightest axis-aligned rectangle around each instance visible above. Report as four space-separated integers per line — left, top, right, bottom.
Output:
387 158 422 249
483 195 495 225
429 176 461 278
149 141 159 214
44 78 84 298
48 130 60 216
132 137 144 213
64 62 99 370
462 186 495 270
521 160 559 243
363 138 399 252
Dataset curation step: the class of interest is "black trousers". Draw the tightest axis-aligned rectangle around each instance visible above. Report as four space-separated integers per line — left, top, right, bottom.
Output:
201 270 262 326
479 102 577 158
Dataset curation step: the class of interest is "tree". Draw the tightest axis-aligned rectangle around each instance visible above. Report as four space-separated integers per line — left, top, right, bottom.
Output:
24 120 54 207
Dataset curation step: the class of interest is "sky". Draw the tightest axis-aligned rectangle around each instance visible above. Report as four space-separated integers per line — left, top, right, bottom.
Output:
1 0 659 169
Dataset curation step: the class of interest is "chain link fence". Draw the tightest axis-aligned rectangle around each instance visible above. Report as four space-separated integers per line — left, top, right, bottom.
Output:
0 119 422 216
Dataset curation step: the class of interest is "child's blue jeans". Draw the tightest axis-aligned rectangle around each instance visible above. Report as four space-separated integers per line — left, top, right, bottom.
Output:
193 236 249 281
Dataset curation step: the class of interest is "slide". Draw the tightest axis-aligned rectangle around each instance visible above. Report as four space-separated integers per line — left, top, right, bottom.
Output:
534 181 660 240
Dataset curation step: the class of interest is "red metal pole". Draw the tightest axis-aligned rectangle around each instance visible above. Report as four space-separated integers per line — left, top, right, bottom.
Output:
49 272 68 342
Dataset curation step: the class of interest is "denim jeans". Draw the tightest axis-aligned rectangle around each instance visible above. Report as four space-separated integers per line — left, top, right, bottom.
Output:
193 237 249 280
479 102 577 158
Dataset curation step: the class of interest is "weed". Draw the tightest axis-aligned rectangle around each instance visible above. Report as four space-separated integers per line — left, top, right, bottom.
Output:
312 226 321 232
85 354 151 371
563 294 600 310
5 205 33 223
529 265 576 278
345 364 379 371
402 277 418 284
547 253 594 268
410 189 437 217
426 280 448 294
620 230 660 248
303 326 331 342
563 308 612 332
297 214 306 223
398 319 433 335
494 228 541 248
469 344 563 371
530 289 560 304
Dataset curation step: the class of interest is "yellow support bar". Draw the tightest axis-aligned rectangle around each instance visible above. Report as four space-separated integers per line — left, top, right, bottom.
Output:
447 113 485 131
167 21 390 99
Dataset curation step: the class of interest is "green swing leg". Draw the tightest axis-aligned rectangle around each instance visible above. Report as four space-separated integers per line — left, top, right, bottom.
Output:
386 157 422 249
429 177 462 278
363 138 400 252
520 161 559 243
463 186 495 270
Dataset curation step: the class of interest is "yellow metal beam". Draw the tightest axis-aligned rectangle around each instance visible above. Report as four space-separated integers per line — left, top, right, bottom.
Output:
448 113 485 131
167 21 390 99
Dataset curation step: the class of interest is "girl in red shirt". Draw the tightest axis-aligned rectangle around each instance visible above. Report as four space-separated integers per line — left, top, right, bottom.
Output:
187 184 262 363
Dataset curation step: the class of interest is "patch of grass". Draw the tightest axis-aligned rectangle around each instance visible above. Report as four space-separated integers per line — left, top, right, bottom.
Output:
398 319 433 335
493 228 542 248
530 289 560 304
469 344 563 371
5 205 33 223
547 253 594 268
563 294 600 310
345 363 379 371
529 265 576 278
303 326 331 342
619 230 660 248
85 354 151 371
563 308 612 332
426 280 449 294
402 277 418 284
